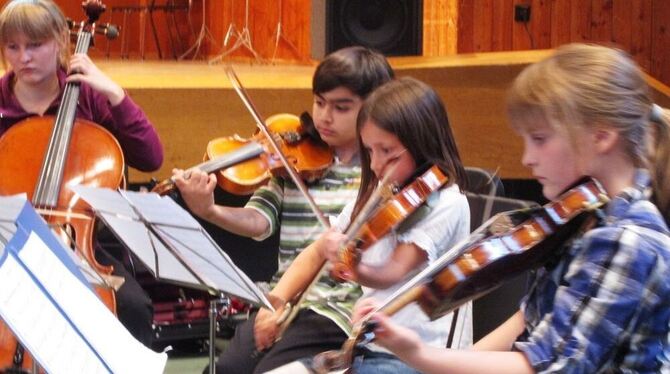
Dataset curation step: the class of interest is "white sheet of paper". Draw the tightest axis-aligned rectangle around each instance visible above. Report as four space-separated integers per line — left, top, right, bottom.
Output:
0 232 167 374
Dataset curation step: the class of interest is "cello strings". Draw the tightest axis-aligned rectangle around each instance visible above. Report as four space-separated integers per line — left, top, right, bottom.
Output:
34 28 90 206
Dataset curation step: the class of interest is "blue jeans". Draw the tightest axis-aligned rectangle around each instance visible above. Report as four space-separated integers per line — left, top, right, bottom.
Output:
350 349 421 374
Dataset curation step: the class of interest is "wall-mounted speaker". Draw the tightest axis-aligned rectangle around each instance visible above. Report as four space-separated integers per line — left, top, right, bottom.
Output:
317 0 423 57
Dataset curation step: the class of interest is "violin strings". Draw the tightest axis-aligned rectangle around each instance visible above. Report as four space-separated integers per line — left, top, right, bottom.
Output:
342 163 399 244
225 64 330 228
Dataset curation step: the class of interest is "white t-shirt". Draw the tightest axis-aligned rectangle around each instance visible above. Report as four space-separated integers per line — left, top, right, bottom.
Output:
335 183 473 349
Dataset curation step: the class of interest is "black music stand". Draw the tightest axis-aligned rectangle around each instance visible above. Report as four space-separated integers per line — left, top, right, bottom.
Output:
71 185 274 373
0 195 167 374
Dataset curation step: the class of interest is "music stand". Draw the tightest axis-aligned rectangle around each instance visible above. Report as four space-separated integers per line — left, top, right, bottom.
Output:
0 195 168 374
270 0 308 64
208 0 261 64
179 0 218 60
71 185 273 372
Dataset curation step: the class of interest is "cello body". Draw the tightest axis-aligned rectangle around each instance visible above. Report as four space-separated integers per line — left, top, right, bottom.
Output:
0 0 124 370
0 118 124 370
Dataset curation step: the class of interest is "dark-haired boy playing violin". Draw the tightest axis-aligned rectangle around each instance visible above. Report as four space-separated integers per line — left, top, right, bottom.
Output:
172 46 394 373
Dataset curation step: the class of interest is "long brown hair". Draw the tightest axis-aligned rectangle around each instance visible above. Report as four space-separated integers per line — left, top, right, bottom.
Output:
352 77 466 218
507 43 670 223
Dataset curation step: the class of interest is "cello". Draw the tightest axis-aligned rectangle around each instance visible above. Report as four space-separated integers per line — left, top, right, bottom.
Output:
312 177 610 373
0 1 123 371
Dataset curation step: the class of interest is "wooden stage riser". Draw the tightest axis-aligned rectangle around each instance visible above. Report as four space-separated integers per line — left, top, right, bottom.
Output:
128 88 314 182
128 68 670 183
128 66 530 183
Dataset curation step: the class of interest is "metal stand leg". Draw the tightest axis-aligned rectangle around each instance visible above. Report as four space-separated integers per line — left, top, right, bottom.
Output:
208 0 262 65
147 5 163 59
209 297 228 374
180 0 218 60
271 0 306 64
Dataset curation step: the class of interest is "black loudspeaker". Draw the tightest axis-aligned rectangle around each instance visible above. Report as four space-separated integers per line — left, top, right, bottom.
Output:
326 0 422 56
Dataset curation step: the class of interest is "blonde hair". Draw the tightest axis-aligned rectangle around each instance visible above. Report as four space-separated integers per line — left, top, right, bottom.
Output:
0 0 69 68
507 43 670 222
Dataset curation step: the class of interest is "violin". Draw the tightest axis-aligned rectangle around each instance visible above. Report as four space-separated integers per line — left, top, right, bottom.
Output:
330 164 449 281
274 165 449 341
312 176 609 373
0 1 122 372
152 112 333 196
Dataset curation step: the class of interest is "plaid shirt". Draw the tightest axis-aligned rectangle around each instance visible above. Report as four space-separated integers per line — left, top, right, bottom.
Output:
514 170 670 373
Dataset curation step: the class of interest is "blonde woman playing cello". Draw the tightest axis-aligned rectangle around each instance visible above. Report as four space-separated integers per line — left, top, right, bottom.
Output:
0 0 162 348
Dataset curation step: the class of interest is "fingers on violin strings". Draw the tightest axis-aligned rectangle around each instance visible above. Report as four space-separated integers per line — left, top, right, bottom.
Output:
208 173 218 184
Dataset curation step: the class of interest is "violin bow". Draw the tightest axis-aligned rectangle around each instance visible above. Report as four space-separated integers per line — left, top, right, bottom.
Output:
274 164 399 340
225 65 333 338
225 65 329 228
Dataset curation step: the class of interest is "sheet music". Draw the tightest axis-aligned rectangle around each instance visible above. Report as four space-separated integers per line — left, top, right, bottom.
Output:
0 201 167 374
0 245 107 373
72 185 273 309
0 194 28 249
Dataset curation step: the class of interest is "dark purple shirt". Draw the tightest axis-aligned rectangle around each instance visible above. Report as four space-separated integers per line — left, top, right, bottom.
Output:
0 69 163 171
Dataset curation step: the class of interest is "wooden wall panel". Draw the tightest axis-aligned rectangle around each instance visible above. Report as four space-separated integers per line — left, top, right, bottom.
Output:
511 0 532 50
59 0 201 60
611 0 631 48
456 0 670 87
590 0 613 43
51 0 670 87
651 0 670 86
423 0 458 56
54 0 312 62
457 0 476 53
532 0 552 48
550 0 570 46
472 0 493 52
630 0 653 71
569 0 591 42
491 0 514 51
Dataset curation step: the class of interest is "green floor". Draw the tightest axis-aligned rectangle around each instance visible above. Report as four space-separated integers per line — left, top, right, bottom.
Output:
161 338 228 374
164 355 209 374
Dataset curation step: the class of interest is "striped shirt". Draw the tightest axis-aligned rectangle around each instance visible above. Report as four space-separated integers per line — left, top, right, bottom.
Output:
514 170 670 373
245 160 362 331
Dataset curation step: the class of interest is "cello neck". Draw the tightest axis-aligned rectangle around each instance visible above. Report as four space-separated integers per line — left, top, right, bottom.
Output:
32 21 94 208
